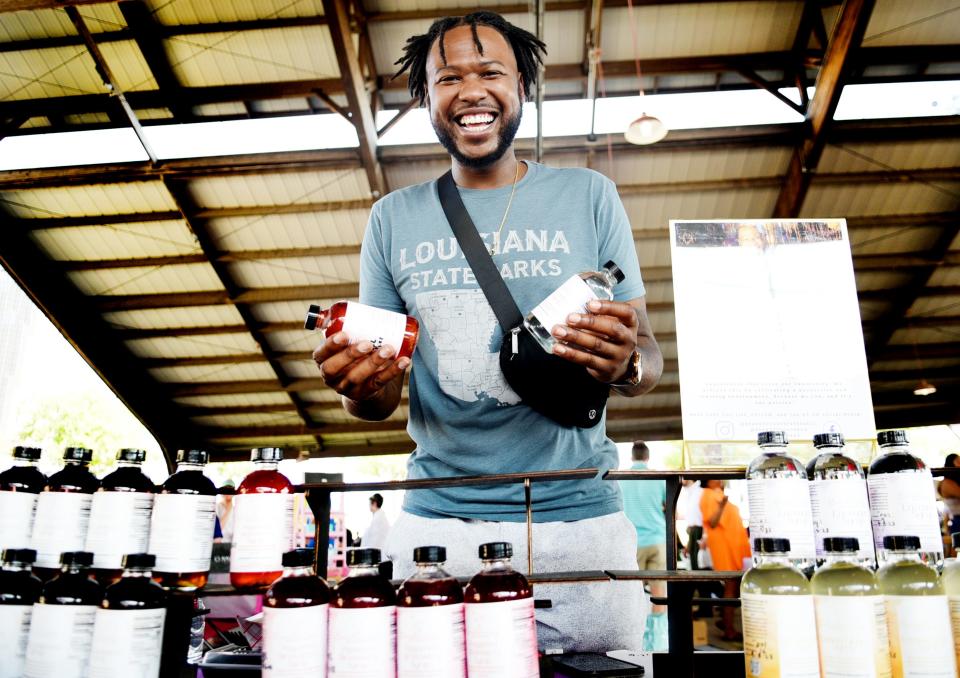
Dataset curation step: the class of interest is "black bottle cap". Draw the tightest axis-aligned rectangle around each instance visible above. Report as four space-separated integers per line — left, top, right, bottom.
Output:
2 548 37 564
12 446 41 461
251 447 283 463
602 260 625 284
117 448 146 463
883 535 921 551
282 549 315 568
757 431 788 446
813 433 845 448
413 546 446 563
304 304 322 330
953 533 960 549
346 549 381 567
122 553 156 569
63 447 93 463
823 537 859 553
877 430 909 447
479 542 513 560
753 538 790 554
176 449 209 465
60 551 94 567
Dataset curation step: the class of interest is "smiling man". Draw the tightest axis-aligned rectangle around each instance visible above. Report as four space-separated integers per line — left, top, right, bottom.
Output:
313 11 663 652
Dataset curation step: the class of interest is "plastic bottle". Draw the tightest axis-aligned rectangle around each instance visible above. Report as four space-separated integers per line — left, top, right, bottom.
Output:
148 449 217 590
868 430 943 568
808 433 875 569
23 551 102 678
740 538 820 678
0 548 43 678
85 448 155 585
464 541 538 678
524 260 625 353
88 553 167 678
397 545 465 678
305 302 419 359
30 447 99 581
231 447 295 589
877 536 956 677
943 533 960 670
328 548 397 678
263 548 331 678
0 446 46 553
810 537 892 678
746 431 816 572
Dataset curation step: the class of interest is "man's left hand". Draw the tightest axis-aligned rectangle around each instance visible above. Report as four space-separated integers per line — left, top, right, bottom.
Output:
550 299 638 383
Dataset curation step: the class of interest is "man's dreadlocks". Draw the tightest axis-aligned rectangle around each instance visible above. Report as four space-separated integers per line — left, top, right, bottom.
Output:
393 11 547 105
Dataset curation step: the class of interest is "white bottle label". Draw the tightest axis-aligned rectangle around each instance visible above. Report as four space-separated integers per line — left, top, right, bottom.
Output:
341 303 408 353
84 492 154 570
0 491 38 551
230 493 294 574
741 592 820 678
949 596 960 669
0 604 32 678
148 494 216 573
747 478 816 559
868 472 943 555
814 595 891 678
263 604 328 678
885 595 957 678
397 603 465 678
88 607 166 678
530 275 598 334
810 478 875 561
31 492 93 569
328 605 396 678
465 597 538 678
24 604 97 678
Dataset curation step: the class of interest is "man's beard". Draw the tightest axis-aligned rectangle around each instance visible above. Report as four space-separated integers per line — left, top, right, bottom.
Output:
432 106 523 169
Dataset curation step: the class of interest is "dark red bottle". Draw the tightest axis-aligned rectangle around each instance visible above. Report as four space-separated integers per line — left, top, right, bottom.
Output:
305 302 419 359
0 447 46 554
230 447 294 589
0 548 43 677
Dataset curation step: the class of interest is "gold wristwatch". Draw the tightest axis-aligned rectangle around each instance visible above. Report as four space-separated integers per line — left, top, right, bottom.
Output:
612 349 642 387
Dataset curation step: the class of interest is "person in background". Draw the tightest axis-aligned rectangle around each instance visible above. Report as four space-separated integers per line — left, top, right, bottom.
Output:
700 478 750 642
937 453 960 542
680 478 704 570
214 482 235 543
362 492 391 551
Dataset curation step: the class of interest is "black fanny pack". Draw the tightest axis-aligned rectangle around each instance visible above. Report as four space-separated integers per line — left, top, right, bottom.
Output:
437 171 609 428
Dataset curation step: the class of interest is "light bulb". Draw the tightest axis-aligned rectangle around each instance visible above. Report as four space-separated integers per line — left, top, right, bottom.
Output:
625 113 667 145
913 379 937 397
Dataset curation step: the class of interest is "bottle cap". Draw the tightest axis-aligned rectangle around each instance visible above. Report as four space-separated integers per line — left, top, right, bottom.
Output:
479 542 513 560
413 546 446 563
117 448 146 463
12 446 41 461
753 538 790 554
176 449 209 465
757 431 788 446
813 432 844 448
877 430 909 447
60 551 94 567
346 549 381 567
304 304 323 330
282 549 315 568
122 553 156 569
63 447 93 463
602 261 625 284
2 548 37 564
953 533 960 549
251 447 283 463
882 535 921 551
822 537 859 553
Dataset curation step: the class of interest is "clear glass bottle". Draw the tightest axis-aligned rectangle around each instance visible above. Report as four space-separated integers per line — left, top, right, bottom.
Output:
231 447 295 589
305 302 419 359
0 446 46 554
868 430 943 568
943 533 960 670
524 260 625 353
85 449 155 585
263 548 331 678
810 537 891 678
464 541 538 678
746 431 816 572
397 546 465 678
808 433 875 569
30 447 99 581
877 536 956 677
148 449 217 590
329 548 397 678
0 548 43 678
740 538 820 678
23 551 101 678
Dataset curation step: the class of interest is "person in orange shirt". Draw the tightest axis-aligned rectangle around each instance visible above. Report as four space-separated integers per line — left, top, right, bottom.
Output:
700 478 751 641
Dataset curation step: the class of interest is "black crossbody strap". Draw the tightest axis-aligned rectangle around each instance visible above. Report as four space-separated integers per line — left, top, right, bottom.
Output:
437 170 523 332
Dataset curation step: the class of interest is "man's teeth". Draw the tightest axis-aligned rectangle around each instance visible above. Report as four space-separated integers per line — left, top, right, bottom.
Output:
459 113 495 126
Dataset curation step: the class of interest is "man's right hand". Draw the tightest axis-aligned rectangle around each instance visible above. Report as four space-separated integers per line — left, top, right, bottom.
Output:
312 332 409 418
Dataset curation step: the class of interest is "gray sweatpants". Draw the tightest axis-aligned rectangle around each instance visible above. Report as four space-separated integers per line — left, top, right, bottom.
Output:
383 510 648 653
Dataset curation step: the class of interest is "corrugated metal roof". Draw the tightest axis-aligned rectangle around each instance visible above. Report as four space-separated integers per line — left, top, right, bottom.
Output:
819 140 960 172
67 262 223 296
31 220 197 260
207 210 369 251
126 333 260 358
230 255 359 289
802 183 960 217
189 170 370 208
150 0 322 25
622 187 780 230
863 0 960 47
103 305 246 330
150 361 279 384
173 392 296 408
2 182 175 217
0 5 126 42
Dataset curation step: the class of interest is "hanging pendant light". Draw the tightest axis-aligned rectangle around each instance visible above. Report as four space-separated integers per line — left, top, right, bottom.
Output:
623 0 667 146
913 379 937 397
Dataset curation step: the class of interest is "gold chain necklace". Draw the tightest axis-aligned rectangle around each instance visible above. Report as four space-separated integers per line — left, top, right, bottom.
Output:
489 159 522 256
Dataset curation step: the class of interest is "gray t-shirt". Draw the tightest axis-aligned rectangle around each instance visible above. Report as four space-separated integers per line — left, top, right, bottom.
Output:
359 161 646 522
